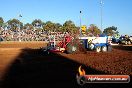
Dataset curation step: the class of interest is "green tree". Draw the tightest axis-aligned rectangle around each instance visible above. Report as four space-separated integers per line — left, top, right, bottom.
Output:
23 23 33 30
0 17 4 28
54 23 62 32
87 24 102 36
63 20 78 33
43 21 55 32
103 26 119 36
7 19 23 31
32 19 43 29
0 17 4 23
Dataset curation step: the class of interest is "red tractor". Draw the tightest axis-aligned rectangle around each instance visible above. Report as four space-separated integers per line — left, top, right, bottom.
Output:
42 34 79 54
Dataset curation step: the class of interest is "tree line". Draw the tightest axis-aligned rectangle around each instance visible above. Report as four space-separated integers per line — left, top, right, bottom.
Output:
0 17 119 36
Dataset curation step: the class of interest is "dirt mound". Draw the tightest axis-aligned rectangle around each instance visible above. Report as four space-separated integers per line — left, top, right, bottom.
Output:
0 42 131 88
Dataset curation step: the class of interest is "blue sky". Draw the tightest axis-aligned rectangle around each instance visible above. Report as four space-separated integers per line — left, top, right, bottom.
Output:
0 0 132 35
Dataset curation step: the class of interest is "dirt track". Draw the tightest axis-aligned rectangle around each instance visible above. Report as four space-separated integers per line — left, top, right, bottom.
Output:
0 42 131 88
0 41 47 48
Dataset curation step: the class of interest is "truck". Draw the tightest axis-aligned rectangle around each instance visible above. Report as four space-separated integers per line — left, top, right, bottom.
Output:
79 34 112 52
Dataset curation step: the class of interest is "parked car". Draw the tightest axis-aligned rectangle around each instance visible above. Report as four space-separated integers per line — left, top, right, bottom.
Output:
119 35 131 45
129 36 132 43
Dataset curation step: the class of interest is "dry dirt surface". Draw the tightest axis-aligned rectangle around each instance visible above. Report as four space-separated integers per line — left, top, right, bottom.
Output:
0 42 131 88
0 41 47 48
60 46 132 75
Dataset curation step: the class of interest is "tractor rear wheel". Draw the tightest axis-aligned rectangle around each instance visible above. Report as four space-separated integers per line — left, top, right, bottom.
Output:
66 42 78 54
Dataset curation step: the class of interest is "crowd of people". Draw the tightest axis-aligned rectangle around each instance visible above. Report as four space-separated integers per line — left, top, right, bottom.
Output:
0 27 65 41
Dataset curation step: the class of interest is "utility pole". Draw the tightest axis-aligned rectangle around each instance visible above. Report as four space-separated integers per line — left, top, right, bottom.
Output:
100 0 104 31
80 11 82 36
19 14 22 42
